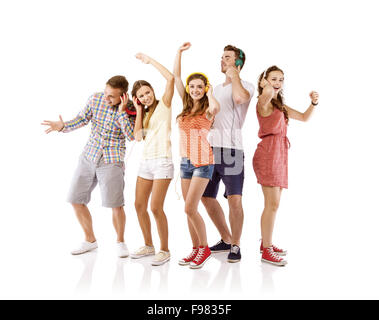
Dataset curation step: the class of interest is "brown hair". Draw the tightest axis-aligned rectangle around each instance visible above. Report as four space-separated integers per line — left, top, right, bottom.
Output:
258 65 288 122
224 45 245 69
106 75 129 93
176 73 209 120
131 80 158 137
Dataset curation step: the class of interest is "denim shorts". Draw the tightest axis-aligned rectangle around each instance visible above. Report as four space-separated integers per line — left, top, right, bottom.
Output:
180 158 214 180
202 147 245 199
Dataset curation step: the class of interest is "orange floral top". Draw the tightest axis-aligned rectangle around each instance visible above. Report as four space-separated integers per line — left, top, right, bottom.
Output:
178 112 214 167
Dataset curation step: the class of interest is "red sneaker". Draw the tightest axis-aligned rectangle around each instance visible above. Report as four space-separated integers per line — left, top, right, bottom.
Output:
190 246 212 269
178 247 199 266
260 241 287 256
261 246 287 266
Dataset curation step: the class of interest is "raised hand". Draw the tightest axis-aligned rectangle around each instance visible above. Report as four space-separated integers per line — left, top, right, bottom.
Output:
118 93 129 113
259 77 270 89
178 42 191 52
135 53 151 64
226 65 241 80
133 96 144 113
310 91 319 104
41 115 65 133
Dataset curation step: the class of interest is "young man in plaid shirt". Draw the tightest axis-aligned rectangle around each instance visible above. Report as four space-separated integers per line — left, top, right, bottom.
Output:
42 76 135 257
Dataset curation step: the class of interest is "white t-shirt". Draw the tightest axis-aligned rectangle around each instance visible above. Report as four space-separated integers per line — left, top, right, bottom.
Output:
208 80 255 150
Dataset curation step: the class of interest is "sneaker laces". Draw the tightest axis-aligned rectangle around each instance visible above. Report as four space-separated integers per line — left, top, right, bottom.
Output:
272 244 283 252
136 246 145 254
155 251 167 259
231 245 239 255
185 248 198 261
214 240 222 246
193 248 205 263
266 247 282 262
136 246 152 254
81 241 96 249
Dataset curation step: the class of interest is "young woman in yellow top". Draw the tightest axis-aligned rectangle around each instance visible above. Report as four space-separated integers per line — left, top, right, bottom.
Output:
130 53 175 266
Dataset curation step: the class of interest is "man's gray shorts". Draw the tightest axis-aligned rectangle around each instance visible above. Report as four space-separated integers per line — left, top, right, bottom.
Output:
67 153 125 208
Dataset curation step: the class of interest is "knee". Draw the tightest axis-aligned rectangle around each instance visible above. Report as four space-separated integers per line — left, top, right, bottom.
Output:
228 197 243 214
150 203 164 217
201 197 217 214
112 206 124 214
184 204 196 217
265 200 280 212
134 201 147 213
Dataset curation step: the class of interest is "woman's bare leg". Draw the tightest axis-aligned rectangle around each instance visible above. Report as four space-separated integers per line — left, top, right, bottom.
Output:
261 186 282 248
134 177 154 246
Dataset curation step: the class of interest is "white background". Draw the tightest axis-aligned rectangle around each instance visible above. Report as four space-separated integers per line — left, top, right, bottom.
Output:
0 0 378 300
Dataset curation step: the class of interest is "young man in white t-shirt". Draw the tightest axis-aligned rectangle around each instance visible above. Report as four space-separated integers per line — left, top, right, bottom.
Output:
201 45 255 263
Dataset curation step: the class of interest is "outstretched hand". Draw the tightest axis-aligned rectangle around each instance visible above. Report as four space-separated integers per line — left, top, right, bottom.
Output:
178 42 191 52
41 115 64 134
135 53 151 64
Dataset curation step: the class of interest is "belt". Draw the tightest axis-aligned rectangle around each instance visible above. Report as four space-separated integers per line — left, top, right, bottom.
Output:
261 134 290 149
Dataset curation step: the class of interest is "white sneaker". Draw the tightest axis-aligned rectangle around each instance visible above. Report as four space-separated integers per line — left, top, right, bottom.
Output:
71 241 98 255
117 242 129 258
130 245 155 259
151 250 170 266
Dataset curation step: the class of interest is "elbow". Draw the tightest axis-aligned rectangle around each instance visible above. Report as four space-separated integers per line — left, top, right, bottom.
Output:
301 113 309 122
167 74 175 83
234 98 249 105
210 108 220 117
233 94 250 105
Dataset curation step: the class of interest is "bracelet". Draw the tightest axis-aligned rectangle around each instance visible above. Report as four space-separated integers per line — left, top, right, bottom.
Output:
311 101 318 106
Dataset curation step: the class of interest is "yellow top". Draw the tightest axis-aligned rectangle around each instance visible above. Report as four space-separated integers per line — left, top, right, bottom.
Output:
142 99 172 159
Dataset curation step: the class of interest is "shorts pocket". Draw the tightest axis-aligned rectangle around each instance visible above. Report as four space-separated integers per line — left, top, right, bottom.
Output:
114 161 125 170
180 157 189 165
160 158 174 168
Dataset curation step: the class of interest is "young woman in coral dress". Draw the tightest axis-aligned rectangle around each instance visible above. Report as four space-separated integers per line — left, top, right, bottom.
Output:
253 65 319 266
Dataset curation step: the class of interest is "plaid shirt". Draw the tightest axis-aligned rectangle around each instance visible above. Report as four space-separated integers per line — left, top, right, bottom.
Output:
62 92 135 163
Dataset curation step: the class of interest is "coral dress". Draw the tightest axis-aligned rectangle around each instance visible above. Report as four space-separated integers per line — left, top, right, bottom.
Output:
253 106 290 189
